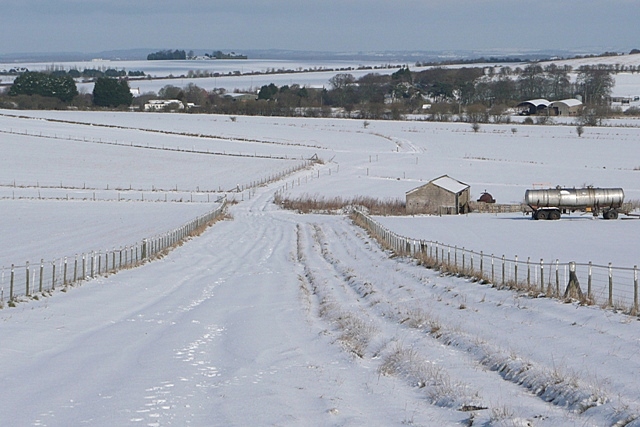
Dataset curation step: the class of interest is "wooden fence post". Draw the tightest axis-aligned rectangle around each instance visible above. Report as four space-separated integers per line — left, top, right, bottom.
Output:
588 261 592 300
39 259 44 293
556 258 560 296
608 263 613 307
514 255 518 286
25 262 30 296
491 254 495 284
10 264 14 301
462 248 465 272
51 261 56 290
63 257 68 286
634 265 638 314
540 259 544 292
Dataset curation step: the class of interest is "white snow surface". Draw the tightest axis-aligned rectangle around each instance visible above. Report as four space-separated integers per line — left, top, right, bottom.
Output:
1 109 640 426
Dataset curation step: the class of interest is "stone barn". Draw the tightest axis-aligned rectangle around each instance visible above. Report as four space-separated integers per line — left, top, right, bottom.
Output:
406 175 470 215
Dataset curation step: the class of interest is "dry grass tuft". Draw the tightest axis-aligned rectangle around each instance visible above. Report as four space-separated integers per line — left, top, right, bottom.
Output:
274 193 406 215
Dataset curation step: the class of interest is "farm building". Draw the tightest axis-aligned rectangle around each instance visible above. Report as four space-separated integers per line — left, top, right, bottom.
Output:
144 99 185 111
516 99 550 115
549 99 583 116
406 175 470 215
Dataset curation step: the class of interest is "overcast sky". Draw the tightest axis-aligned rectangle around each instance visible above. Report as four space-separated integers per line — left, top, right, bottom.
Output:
2 0 638 55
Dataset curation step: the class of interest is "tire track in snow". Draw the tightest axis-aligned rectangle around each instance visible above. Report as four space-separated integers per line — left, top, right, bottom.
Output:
297 219 606 426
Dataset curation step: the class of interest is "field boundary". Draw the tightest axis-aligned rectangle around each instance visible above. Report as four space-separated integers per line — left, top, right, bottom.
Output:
0 198 228 308
352 208 640 314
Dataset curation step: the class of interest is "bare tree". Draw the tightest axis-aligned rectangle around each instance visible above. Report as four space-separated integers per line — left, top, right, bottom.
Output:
329 73 355 90
577 66 614 105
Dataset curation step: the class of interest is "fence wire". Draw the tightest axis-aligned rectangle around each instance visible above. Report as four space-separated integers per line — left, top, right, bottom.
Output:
0 199 227 306
353 209 639 313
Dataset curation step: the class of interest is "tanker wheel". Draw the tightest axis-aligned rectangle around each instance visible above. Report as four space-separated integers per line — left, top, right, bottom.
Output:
604 209 618 220
548 209 561 220
535 210 548 220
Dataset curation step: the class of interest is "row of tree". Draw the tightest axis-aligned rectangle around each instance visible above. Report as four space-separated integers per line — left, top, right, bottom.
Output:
5 72 133 108
0 65 623 123
147 50 187 60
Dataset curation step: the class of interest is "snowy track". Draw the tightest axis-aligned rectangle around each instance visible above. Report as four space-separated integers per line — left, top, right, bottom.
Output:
1 173 640 426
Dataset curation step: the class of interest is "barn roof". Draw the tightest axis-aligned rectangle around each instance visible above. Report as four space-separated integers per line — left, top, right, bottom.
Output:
549 98 583 108
407 175 469 195
516 99 550 108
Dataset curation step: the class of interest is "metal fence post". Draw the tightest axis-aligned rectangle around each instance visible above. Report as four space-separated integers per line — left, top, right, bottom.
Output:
540 259 544 292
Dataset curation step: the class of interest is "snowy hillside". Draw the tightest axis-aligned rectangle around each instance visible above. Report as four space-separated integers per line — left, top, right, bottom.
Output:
1 109 640 426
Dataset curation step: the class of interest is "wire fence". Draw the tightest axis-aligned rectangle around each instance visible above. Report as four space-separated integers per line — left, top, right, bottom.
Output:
352 209 640 314
0 198 227 307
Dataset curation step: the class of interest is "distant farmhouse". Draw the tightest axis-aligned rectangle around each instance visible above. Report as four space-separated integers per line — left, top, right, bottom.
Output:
406 175 470 215
144 99 190 111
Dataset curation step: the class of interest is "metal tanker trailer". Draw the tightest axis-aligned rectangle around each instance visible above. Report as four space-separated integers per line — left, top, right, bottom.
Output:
525 187 625 220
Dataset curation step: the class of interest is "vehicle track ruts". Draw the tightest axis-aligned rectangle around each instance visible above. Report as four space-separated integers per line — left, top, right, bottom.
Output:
295 216 640 426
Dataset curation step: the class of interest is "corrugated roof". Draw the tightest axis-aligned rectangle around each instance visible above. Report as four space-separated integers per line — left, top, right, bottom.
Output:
516 99 550 107
549 99 583 108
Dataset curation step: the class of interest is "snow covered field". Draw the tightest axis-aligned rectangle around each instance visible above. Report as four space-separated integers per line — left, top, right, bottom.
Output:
1 106 640 426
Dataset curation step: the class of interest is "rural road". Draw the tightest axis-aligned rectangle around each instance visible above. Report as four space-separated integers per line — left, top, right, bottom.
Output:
0 174 639 426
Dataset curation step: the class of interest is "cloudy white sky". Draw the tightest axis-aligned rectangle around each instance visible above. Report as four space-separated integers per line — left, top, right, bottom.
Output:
2 0 638 55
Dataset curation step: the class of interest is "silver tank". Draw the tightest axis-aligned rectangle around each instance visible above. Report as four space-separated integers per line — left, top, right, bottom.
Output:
525 187 624 209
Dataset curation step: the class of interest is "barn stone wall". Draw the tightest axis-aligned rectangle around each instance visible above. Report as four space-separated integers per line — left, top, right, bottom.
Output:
406 183 470 214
